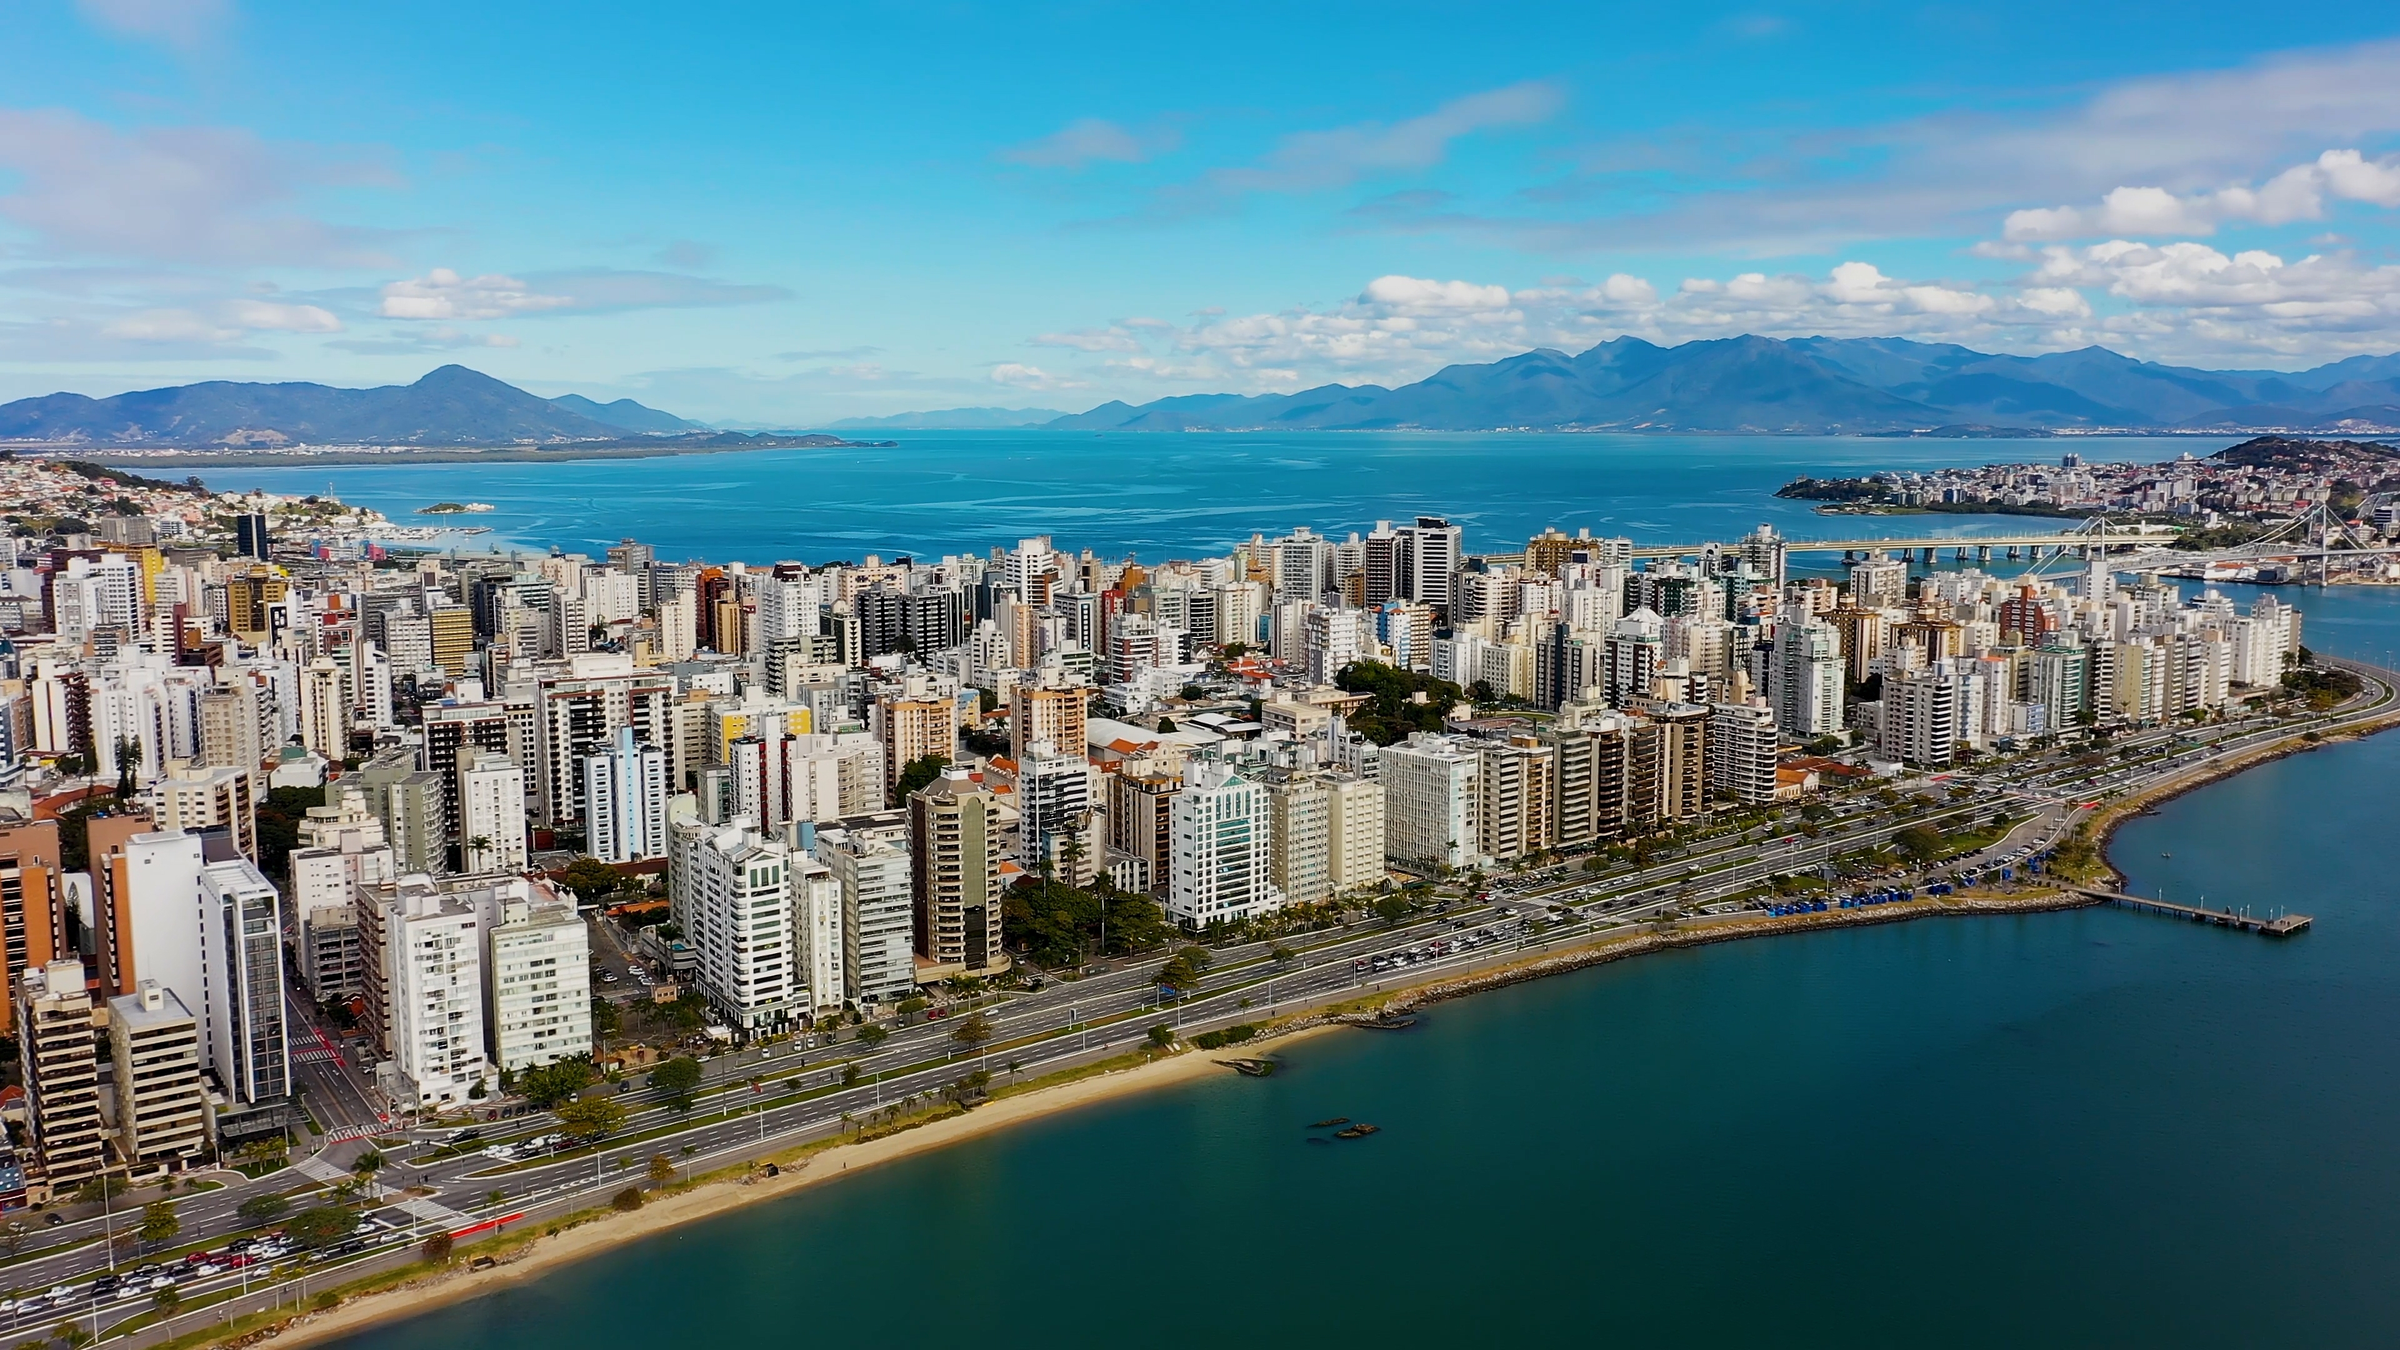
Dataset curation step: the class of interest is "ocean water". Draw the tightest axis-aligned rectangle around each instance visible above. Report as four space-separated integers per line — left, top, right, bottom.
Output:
309 433 2400 1349
219 430 2189 563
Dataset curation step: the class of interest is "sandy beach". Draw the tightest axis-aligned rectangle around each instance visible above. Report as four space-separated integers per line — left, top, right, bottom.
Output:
253 1028 1336 1350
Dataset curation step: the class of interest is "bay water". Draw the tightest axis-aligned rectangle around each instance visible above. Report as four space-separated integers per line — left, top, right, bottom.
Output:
274 433 2400 1347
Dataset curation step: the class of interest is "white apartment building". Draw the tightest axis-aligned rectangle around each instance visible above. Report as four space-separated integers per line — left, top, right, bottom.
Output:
458 750 529 873
481 881 592 1071
1380 734 1480 871
674 818 803 1032
1166 753 1282 929
1771 614 1845 738
815 819 915 1005
792 850 846 1016
583 724 669 862
1707 701 1779 805
380 883 490 1108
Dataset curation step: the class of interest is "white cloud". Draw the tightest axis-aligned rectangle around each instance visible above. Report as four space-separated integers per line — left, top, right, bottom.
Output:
1030 327 1145 353
2003 148 2400 242
0 108 399 266
379 269 576 320
1002 118 1178 169
1377 42 2400 254
1213 81 1563 196
991 363 1087 390
100 308 237 343
224 299 340 333
374 267 787 320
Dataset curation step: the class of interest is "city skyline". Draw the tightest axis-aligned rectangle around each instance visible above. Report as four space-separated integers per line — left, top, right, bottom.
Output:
5 4 2400 422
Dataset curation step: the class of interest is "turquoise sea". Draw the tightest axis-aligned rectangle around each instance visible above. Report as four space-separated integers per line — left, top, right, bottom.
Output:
224 430 2185 563
286 434 2400 1348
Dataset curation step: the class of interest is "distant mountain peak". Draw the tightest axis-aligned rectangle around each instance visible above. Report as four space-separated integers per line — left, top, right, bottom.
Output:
0 367 709 447
1044 336 2400 435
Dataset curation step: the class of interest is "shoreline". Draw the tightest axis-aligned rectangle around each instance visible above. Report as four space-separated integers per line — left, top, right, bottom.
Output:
245 1026 1337 1350
219 710 2400 1350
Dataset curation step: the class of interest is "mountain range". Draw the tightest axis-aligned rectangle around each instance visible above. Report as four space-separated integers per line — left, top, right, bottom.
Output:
11 338 2400 446
0 365 711 446
1042 336 2400 434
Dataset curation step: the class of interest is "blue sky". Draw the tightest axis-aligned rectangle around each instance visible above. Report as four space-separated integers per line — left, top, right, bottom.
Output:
5 1 2400 424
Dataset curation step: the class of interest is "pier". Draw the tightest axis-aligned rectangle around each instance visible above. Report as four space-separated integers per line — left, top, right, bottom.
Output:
2079 889 2313 936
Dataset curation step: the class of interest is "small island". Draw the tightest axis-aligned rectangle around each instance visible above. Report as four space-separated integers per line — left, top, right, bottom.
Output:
419 502 497 514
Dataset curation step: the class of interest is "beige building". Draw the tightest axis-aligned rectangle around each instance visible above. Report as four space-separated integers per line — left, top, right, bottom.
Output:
18 959 108 1190
151 761 258 861
1475 738 1557 862
1265 773 1332 906
108 981 208 1173
1009 683 1090 765
879 691 959 801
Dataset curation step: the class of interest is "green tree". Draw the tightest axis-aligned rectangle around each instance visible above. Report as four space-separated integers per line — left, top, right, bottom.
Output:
649 1056 703 1113
950 1013 994 1056
0 1219 28 1258
556 1096 629 1141
518 1058 599 1109
284 1205 361 1251
560 857 625 905
421 1231 454 1263
1145 1023 1175 1049
895 754 950 801
1371 894 1413 927
351 1148 385 1180
1895 823 1946 863
611 1187 644 1212
1156 945 1212 994
590 995 623 1038
137 1200 179 1247
150 1286 181 1318
854 1023 889 1048
1269 944 1297 966
235 1193 290 1227
648 1153 677 1186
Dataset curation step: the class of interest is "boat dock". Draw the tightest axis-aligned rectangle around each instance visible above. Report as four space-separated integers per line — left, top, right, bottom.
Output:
2079 889 2313 936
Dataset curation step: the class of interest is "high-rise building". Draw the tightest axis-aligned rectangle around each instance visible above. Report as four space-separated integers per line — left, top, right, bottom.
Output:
151 762 258 862
298 658 348 760
1474 739 1557 863
582 726 668 863
1707 701 1779 805
199 860 287 1105
378 883 488 1107
816 816 914 1006
1770 615 1845 738
421 700 513 844
1324 774 1386 895
18 959 107 1189
1846 552 1908 609
1885 668 1959 768
1380 735 1480 870
482 882 592 1070
908 768 1005 977
234 514 271 561
1167 753 1279 928
197 680 264 771
1402 516 1462 618
1264 773 1332 906
458 750 529 873
0 819 63 1036
878 687 959 801
1016 740 1099 885
108 981 208 1172
673 817 803 1032
1009 683 1090 764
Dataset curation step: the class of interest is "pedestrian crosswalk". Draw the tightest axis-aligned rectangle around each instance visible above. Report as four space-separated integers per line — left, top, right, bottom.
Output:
318 1123 382 1144
293 1048 342 1065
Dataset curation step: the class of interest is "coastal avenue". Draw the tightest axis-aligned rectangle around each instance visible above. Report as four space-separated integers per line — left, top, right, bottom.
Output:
13 660 2393 1348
